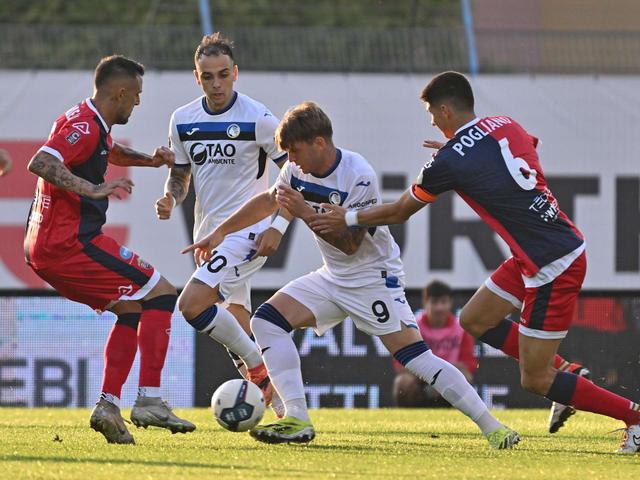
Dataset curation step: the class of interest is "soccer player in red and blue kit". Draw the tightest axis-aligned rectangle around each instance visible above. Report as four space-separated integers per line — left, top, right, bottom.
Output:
24 55 195 444
311 71 640 453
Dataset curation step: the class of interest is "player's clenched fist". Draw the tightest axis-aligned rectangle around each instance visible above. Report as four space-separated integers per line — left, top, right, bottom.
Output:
155 192 175 220
150 146 175 168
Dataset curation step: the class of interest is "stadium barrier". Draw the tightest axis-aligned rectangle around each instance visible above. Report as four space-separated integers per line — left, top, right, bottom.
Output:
2 25 640 73
1 290 638 409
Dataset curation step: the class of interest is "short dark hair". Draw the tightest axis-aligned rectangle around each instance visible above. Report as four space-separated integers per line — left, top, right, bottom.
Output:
275 101 333 150
94 55 144 89
423 280 452 301
420 71 474 112
195 32 234 64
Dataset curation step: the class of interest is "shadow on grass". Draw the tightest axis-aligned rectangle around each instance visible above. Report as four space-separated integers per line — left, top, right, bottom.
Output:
0 454 251 471
0 454 402 478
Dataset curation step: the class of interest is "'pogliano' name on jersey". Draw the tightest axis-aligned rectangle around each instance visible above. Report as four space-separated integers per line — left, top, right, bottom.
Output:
169 92 286 242
411 116 584 284
275 148 405 288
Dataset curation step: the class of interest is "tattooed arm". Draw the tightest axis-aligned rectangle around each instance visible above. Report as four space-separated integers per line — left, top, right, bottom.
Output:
275 185 366 255
109 143 175 168
313 222 367 255
155 164 191 220
28 151 133 199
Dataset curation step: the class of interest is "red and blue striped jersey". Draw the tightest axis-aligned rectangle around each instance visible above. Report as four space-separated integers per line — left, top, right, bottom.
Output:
411 116 584 278
25 99 113 268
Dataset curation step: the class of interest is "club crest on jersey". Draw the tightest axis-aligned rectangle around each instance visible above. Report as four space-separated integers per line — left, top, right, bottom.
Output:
329 191 342 205
226 124 241 139
119 246 133 260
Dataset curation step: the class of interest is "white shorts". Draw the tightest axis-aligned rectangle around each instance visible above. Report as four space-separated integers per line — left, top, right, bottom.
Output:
191 232 267 312
279 270 417 337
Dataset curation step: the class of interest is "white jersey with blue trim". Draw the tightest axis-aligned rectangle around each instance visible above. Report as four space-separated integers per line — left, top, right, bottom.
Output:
274 148 405 288
169 92 286 242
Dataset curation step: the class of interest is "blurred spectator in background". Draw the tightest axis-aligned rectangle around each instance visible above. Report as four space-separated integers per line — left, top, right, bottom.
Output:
393 280 477 407
0 149 12 177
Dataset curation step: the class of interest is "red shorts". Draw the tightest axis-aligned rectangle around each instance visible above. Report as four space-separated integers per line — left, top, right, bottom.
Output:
485 252 587 339
32 234 160 311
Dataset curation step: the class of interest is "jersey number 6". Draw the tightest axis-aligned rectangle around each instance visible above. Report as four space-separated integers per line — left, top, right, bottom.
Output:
499 137 537 191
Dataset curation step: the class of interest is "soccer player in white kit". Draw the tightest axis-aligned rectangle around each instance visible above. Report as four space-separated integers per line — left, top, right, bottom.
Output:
155 33 291 405
184 101 520 448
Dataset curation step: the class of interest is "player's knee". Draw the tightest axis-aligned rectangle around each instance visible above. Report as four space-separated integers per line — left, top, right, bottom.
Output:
177 295 201 321
249 315 262 336
520 371 553 395
459 306 481 336
177 287 208 320
393 372 425 407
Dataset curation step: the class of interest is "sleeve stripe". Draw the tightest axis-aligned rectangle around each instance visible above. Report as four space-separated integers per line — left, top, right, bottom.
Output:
39 146 64 162
410 184 437 203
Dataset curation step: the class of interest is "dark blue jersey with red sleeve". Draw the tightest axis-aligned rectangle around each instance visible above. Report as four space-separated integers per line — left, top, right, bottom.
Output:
411 116 584 277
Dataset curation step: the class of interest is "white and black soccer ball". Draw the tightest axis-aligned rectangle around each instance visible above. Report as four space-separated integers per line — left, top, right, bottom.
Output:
211 379 266 432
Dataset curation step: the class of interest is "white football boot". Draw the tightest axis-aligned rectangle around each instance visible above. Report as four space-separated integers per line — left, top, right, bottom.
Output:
617 424 640 454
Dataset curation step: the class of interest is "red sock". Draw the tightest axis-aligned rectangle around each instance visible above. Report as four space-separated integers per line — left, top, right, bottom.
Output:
479 319 574 369
138 295 175 387
101 314 139 397
570 375 640 426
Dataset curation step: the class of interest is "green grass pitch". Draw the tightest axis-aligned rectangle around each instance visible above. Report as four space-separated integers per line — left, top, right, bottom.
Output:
1 408 638 479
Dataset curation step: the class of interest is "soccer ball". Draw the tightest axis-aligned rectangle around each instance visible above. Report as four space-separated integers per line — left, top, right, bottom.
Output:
211 379 266 432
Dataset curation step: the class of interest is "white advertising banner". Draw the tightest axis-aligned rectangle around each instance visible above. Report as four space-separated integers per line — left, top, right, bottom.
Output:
0 296 194 407
0 71 639 290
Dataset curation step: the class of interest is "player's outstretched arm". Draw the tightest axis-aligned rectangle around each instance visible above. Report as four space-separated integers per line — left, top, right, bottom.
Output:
181 190 279 264
309 189 425 235
109 143 175 168
155 165 191 220
28 151 133 200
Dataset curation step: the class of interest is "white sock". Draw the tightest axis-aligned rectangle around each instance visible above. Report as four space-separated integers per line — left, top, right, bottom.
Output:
99 392 120 407
285 398 309 422
138 386 160 398
207 305 262 369
405 350 502 435
271 390 286 418
251 317 309 422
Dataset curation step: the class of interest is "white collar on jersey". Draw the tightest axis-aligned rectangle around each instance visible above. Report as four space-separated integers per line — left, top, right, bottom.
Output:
454 117 480 136
85 98 110 132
